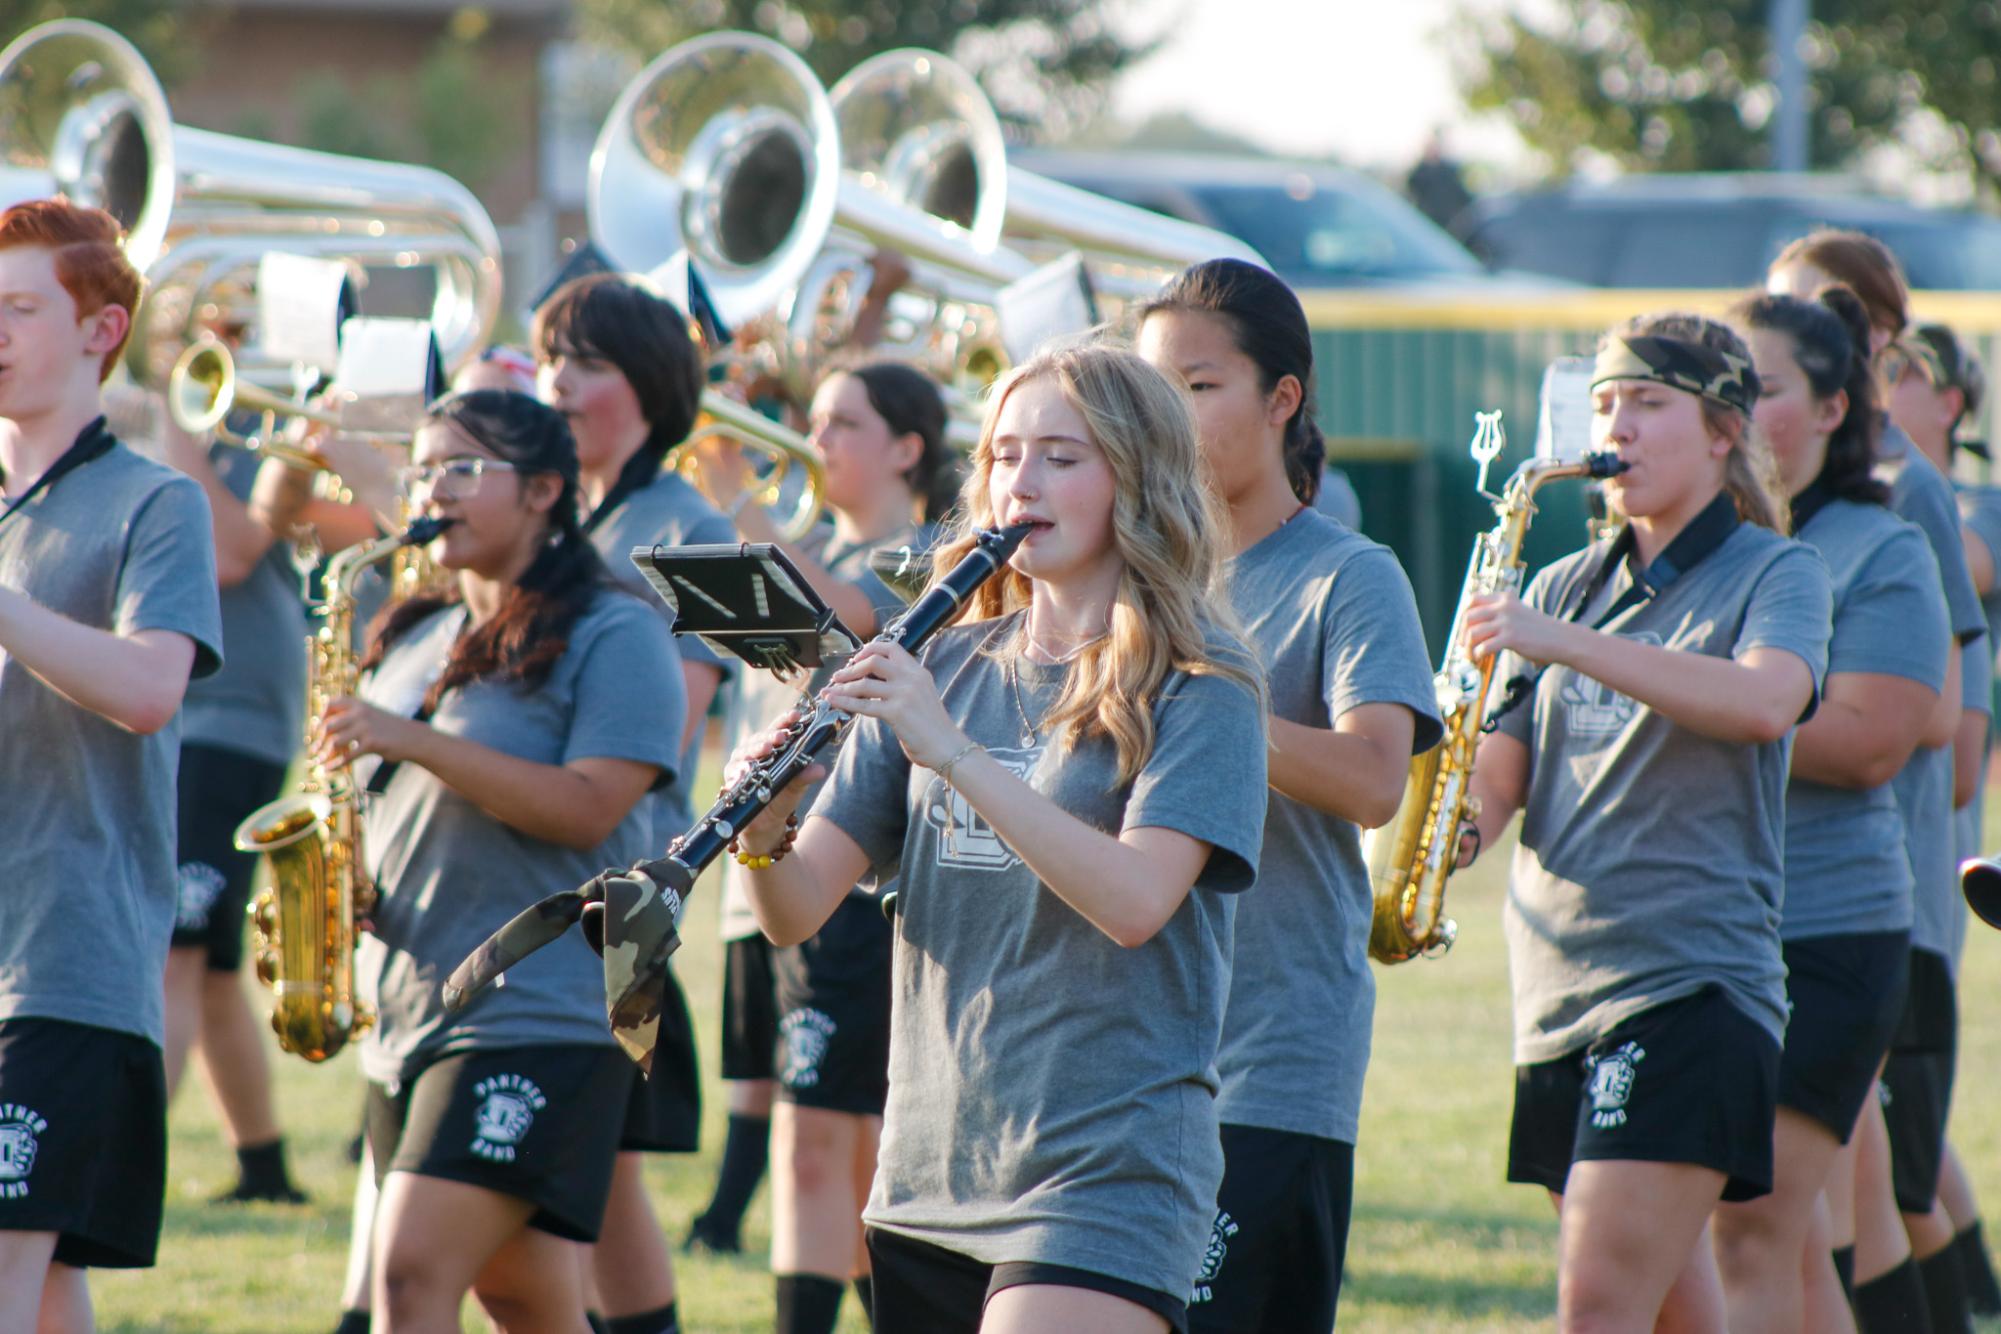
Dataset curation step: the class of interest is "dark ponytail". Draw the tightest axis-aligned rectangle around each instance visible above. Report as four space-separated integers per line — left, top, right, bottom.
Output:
1138 258 1325 505
1736 286 1889 507
364 389 613 707
532 274 706 532
839 361 959 523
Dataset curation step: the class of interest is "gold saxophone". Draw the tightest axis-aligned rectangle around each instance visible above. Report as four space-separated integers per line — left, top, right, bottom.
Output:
1364 414 1626 963
233 517 451 1061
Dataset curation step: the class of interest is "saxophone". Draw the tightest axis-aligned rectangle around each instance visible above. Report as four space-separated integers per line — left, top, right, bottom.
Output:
233 516 451 1061
1364 414 1626 964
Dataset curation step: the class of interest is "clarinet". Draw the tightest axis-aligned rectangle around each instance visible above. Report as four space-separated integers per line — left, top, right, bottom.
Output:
442 521 1031 1018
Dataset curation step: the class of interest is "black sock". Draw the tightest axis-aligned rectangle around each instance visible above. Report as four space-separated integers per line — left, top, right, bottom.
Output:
693 1113 769 1237
853 1275 874 1327
1919 1246 1973 1334
1955 1222 2001 1316
775 1274 845 1334
586 1312 611 1334
236 1138 293 1193
1856 1257 1935 1334
1834 1246 1857 1304
331 1312 370 1334
607 1303 679 1334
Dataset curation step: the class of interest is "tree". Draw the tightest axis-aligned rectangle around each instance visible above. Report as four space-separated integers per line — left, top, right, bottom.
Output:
0 1 217 88
576 0 1154 139
1455 0 2001 196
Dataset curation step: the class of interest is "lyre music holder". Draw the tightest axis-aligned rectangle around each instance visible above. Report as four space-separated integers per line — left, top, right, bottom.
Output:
632 542 863 676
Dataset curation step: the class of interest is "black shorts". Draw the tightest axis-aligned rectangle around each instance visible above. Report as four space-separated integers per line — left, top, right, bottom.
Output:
1884 949 1959 1214
172 743 289 972
0 1017 166 1269
1778 932 1909 1142
1508 986 1780 1204
1187 1125 1353 1334
619 967 701 1153
365 1044 630 1242
774 895 891 1115
865 1226 1188 1334
720 933 779 1082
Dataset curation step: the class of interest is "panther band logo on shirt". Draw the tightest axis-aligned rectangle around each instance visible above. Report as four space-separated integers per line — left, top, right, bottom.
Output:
1585 1041 1646 1129
1190 1210 1239 1304
470 1074 546 1162
923 745 1039 870
1559 631 1662 737
0 1104 48 1198
175 860 228 932
779 1007 837 1089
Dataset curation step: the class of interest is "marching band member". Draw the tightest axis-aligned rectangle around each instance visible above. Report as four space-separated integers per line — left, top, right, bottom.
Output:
1770 232 1988 1333
730 342 1269 1333
1136 258 1442 1331
1715 288 1950 1330
0 199 224 1334
701 359 958 1334
1459 313 1833 1332
1891 321 2001 1321
330 390 685 1333
534 273 723 1334
155 381 311 1209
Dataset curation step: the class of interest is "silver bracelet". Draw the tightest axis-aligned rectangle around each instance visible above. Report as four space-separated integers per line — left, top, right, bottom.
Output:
933 740 984 788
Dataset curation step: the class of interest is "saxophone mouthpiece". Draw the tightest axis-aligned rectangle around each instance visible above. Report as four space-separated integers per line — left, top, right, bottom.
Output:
1584 452 1630 479
402 515 456 546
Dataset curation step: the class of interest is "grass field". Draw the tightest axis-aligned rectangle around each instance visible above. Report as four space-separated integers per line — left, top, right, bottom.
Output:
96 792 2001 1332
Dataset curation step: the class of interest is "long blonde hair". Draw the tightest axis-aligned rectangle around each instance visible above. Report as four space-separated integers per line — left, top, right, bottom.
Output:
928 341 1262 785
1606 312 1790 533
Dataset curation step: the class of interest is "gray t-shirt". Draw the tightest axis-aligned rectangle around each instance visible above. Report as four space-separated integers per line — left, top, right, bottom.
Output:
1959 482 2001 704
0 439 223 1046
181 446 308 766
589 469 734 833
1494 520 1831 1061
718 523 921 941
1782 499 1949 941
812 612 1267 1296
1217 509 1441 1143
1952 635 1991 967
1879 431 1985 964
356 590 685 1085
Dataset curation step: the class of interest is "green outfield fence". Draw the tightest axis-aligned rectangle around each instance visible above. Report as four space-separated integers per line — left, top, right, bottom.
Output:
1305 289 2001 653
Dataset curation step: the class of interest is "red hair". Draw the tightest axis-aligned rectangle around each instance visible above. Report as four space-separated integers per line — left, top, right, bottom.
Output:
0 198 143 381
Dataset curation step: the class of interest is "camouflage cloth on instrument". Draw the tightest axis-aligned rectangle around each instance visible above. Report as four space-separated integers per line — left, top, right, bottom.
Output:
441 863 686 1072
1591 335 1761 414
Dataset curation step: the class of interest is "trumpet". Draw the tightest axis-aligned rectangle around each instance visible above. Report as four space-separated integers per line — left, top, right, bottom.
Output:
168 340 408 471
682 391 826 542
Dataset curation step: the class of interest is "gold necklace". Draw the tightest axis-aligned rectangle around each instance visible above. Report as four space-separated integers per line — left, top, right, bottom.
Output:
1005 653 1039 748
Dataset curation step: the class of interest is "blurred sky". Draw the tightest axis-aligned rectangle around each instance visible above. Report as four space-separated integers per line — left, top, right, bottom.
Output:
1111 0 1543 176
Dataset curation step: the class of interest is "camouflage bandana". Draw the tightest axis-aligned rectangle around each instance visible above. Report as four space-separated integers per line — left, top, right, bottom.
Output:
1591 335 1760 414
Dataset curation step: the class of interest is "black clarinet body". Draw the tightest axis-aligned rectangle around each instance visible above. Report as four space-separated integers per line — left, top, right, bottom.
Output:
638 520 1032 898
441 522 1029 1018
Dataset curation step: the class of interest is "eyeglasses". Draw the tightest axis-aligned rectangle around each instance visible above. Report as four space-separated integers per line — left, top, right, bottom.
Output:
1881 340 1946 389
397 456 518 498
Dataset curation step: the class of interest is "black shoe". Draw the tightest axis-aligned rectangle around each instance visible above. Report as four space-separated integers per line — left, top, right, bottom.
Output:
210 1178 310 1205
681 1214 741 1254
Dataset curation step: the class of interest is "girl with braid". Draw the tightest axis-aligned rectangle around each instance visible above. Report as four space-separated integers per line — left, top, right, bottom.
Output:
327 391 685 1334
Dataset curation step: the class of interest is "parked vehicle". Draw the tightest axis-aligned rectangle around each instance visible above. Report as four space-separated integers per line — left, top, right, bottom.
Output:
1014 150 1512 290
1464 174 2001 289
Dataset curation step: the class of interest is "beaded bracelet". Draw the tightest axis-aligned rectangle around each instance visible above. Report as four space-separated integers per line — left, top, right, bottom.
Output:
730 813 799 868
